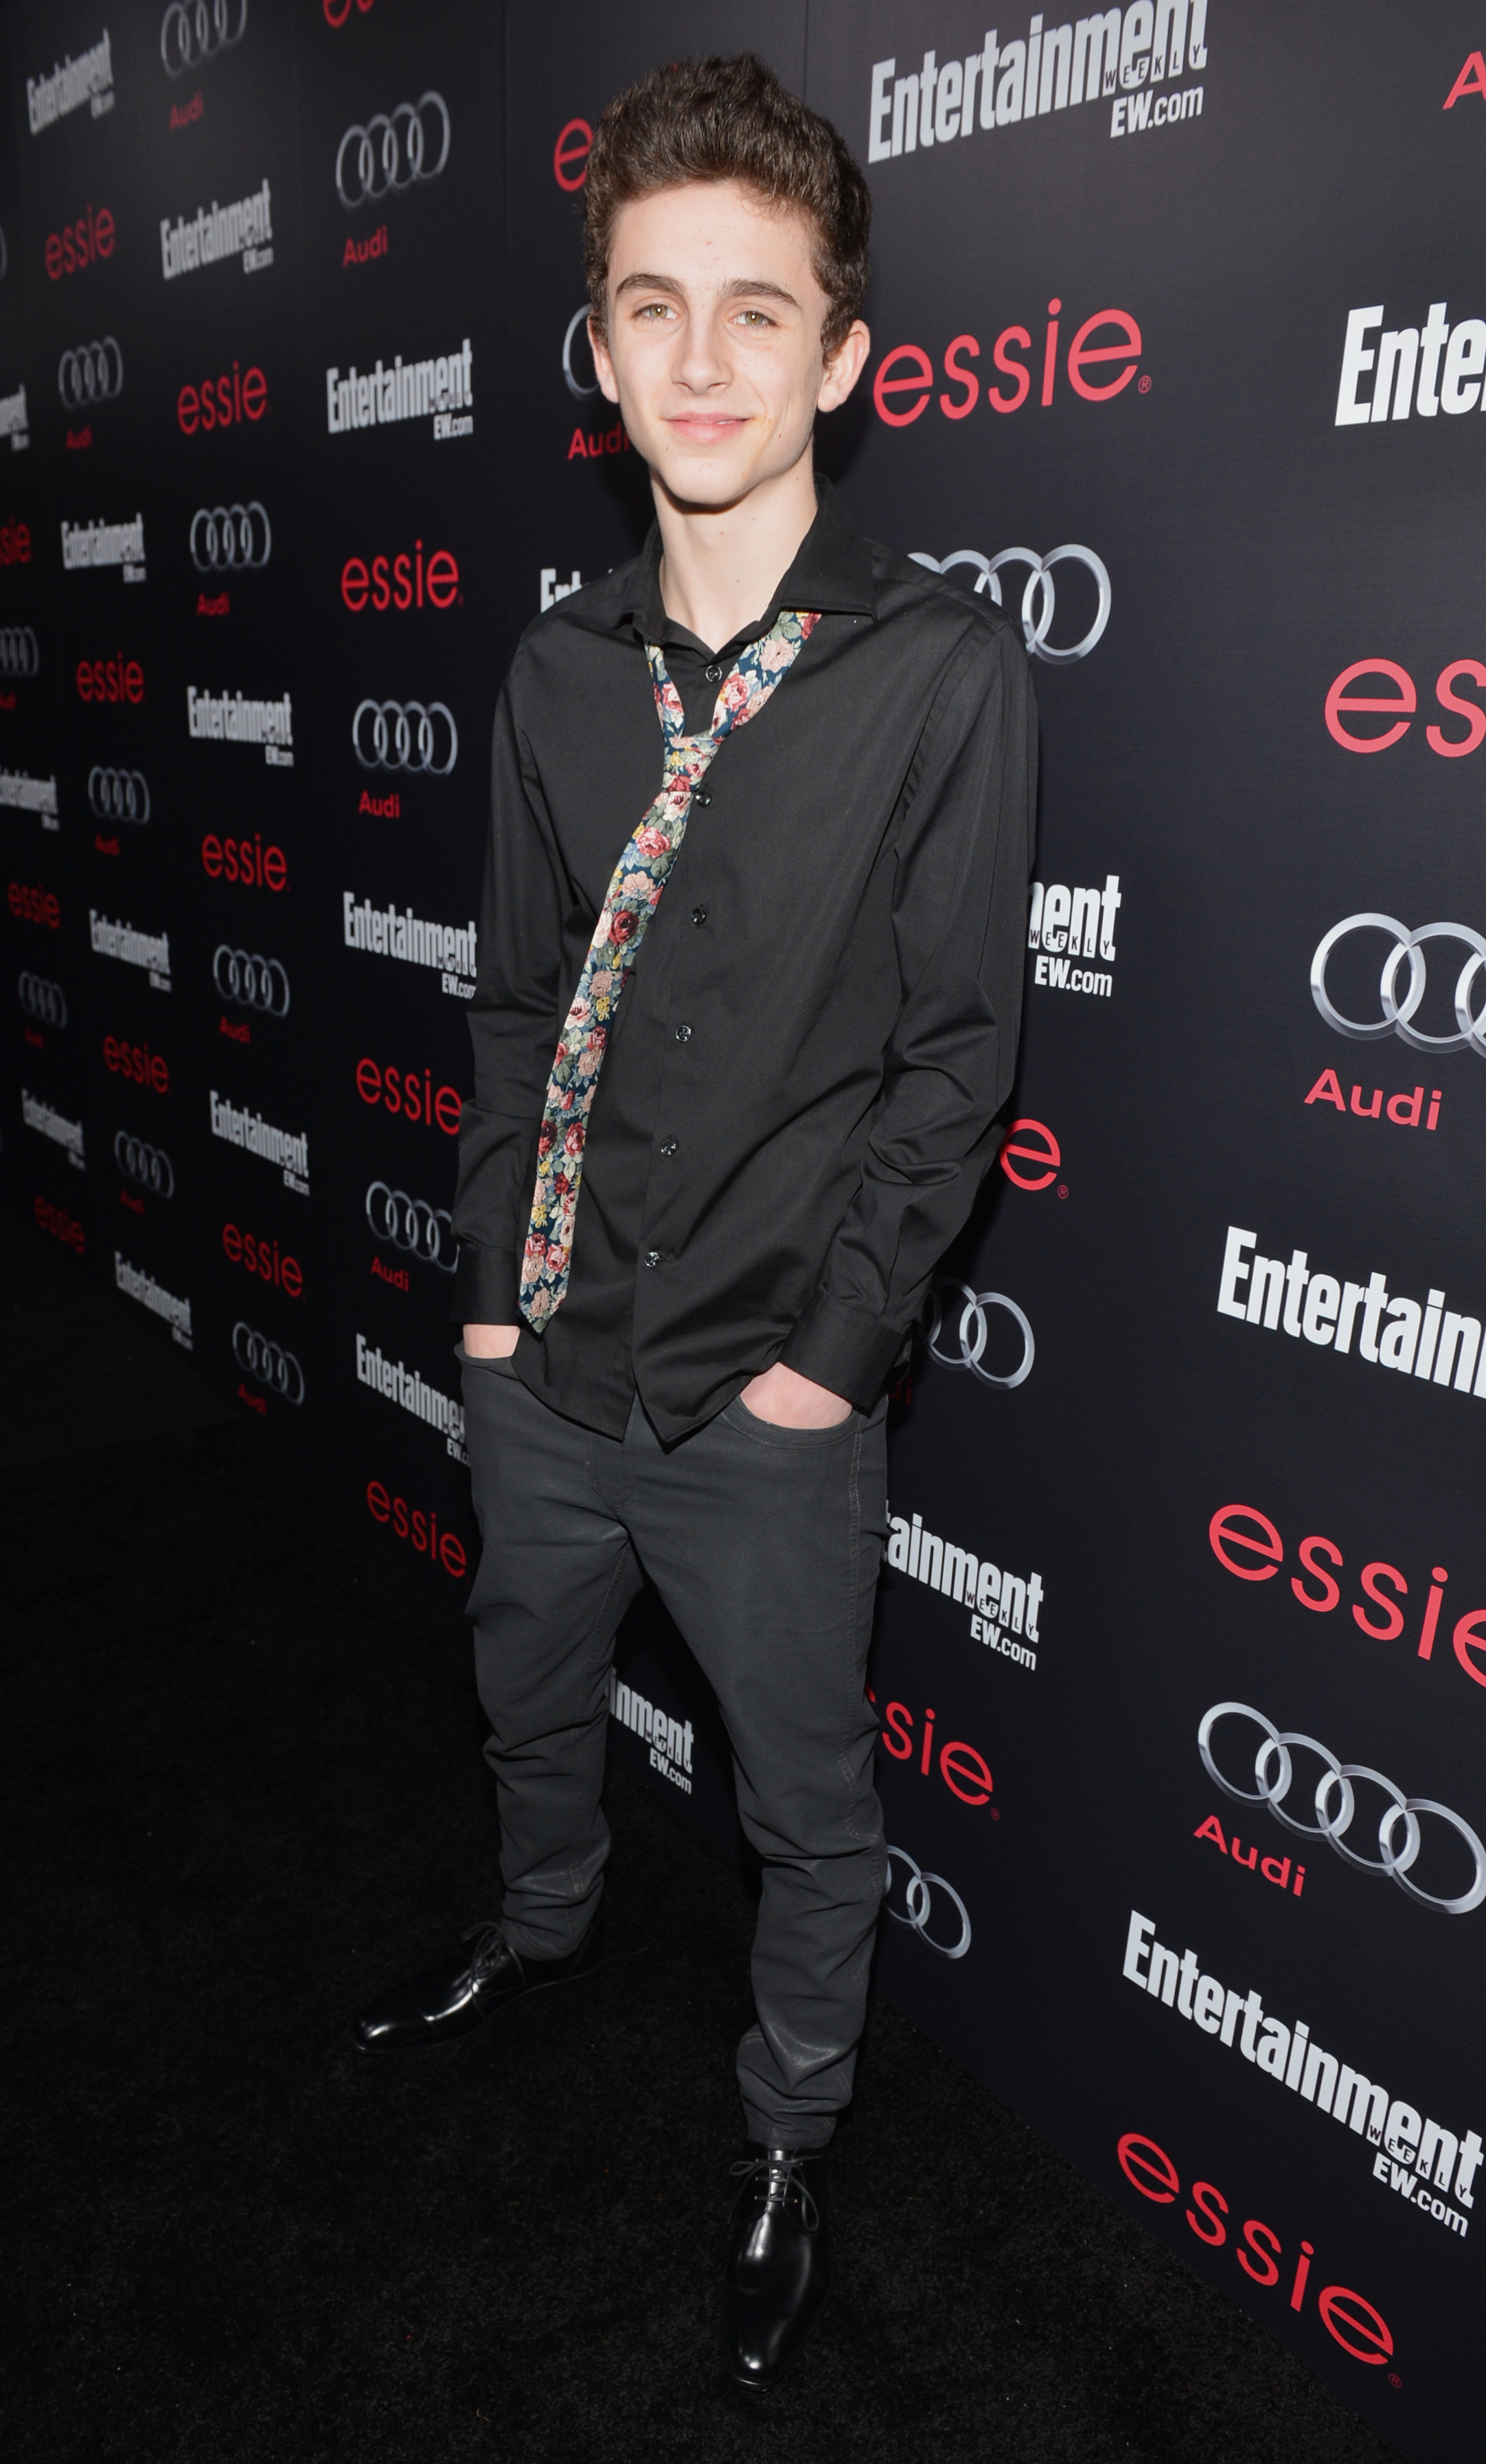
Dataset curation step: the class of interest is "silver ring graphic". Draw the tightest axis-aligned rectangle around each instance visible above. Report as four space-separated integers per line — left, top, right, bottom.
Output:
926 1279 1035 1389
365 1180 457 1272
0 626 39 677
232 1321 304 1404
1311 913 1486 1060
562 304 600 400
1198 1702 1486 1917
352 697 457 775
190 502 271 573
161 0 248 77
88 766 150 824
114 1129 174 1198
336 93 450 207
213 944 289 1016
910 545 1112 663
18 972 66 1028
884 1846 972 1958
58 337 122 409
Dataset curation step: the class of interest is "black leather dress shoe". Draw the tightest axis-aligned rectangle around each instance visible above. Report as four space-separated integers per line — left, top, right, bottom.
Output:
353 1917 600 2052
723 2142 831 2388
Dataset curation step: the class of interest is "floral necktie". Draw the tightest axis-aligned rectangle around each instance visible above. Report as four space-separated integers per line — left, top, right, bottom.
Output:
518 604 820 1327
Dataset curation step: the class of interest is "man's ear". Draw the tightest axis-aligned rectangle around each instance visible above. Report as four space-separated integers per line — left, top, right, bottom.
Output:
588 313 621 407
818 319 871 414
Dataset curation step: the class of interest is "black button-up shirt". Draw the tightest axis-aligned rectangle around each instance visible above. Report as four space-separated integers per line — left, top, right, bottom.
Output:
452 481 1036 1442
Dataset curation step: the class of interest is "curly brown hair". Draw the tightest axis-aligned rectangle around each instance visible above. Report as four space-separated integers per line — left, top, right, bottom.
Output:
583 54 871 362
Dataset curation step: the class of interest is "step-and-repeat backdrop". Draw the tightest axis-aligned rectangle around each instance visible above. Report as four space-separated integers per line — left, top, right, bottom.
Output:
2 5 1481 2450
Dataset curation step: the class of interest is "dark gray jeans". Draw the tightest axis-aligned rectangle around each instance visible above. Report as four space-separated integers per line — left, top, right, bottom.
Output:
458 1345 889 2149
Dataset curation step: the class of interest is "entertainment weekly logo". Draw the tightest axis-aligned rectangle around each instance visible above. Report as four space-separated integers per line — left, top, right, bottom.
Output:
342 892 477 999
866 6 1209 161
115 1249 192 1347
1216 1225 1486 1402
0 383 29 450
161 180 273 281
1335 301 1486 425
608 1668 694 1796
187 685 293 765
21 1087 84 1168
1028 872 1121 997
27 30 115 132
355 1332 466 1461
90 908 171 990
887 1503 1044 1671
1 768 60 826
210 1089 309 1195
325 338 473 440
62 513 145 580
1123 1910 1481 2241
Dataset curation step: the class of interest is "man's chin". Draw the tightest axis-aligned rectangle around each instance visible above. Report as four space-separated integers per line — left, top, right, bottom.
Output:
650 450 761 514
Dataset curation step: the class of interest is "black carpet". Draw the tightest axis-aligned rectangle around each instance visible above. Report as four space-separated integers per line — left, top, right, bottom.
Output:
2 1205 1403 2464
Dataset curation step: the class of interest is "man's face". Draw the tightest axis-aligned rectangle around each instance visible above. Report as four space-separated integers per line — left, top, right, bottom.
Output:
590 178 868 509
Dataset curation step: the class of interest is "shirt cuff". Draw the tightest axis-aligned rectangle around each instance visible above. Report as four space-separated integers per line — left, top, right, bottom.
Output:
779 1292 905 1411
450 1242 522 1325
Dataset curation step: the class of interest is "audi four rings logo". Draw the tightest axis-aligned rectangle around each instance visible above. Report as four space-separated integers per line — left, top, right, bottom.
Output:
1312 913 1486 1060
908 547 1112 665
336 95 450 209
563 305 599 400
233 1321 304 1403
213 945 289 1016
19 971 67 1028
0 626 39 677
115 1130 174 1198
927 1279 1036 1389
1199 1702 1486 1918
190 502 271 573
885 1847 972 1959
365 1180 456 1272
58 337 122 410
88 766 150 824
353 698 457 775
162 0 248 78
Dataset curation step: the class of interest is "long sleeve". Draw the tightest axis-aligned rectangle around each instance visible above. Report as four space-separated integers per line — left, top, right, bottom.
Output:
779 619 1037 1406
450 659 567 1323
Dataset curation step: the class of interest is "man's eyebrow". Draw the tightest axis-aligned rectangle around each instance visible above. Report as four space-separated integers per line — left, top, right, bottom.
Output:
613 271 802 308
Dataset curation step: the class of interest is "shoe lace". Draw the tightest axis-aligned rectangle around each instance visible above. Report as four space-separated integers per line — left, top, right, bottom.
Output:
729 2154 820 2233
461 1920 508 1978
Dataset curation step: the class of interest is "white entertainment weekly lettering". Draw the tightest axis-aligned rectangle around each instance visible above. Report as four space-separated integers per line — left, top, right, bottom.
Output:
160 181 273 280
0 768 59 823
27 31 114 132
115 1251 192 1348
187 685 293 764
325 338 473 439
887 1504 1043 1668
1216 1225 1486 1400
1029 874 1120 997
866 6 1209 160
0 382 30 450
209 1091 310 1195
354 1333 466 1461
61 514 145 580
89 909 170 988
342 892 477 998
1335 304 1486 424
607 1669 695 1796
1122 1910 1481 2240
21 1088 84 1167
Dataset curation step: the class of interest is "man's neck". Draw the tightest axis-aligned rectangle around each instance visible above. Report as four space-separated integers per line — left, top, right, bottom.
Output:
654 455 818 652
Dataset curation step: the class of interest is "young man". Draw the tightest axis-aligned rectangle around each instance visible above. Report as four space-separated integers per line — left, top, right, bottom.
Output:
354 54 1035 2387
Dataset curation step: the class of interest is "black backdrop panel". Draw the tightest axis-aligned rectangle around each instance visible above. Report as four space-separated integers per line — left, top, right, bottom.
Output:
2 8 1483 2454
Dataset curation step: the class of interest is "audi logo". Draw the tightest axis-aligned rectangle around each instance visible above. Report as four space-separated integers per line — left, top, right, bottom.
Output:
352 697 457 775
1200 1702 1486 1919
909 546 1112 665
115 1129 174 1198
18 972 66 1029
926 1280 1035 1389
233 1321 304 1404
190 501 271 574
88 765 150 825
0 626 39 678
213 945 289 1016
161 0 248 78
1312 913 1486 1061
366 1180 456 1273
885 1847 971 1959
562 304 599 400
336 94 450 209
58 337 122 411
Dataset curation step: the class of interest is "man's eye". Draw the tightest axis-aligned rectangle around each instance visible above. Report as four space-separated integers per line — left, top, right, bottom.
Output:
737 310 773 328
636 301 674 321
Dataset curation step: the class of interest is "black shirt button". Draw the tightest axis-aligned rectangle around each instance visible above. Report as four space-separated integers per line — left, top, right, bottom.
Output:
692 790 711 806
643 1250 661 1268
690 906 708 926
660 1139 678 1157
705 663 723 682
674 1023 693 1042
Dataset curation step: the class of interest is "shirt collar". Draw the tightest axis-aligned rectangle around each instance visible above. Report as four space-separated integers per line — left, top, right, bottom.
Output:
624 476 877 652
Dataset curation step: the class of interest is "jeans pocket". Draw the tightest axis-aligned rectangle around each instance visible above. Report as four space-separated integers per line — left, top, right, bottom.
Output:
722 1393 865 1447
456 1343 520 1376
